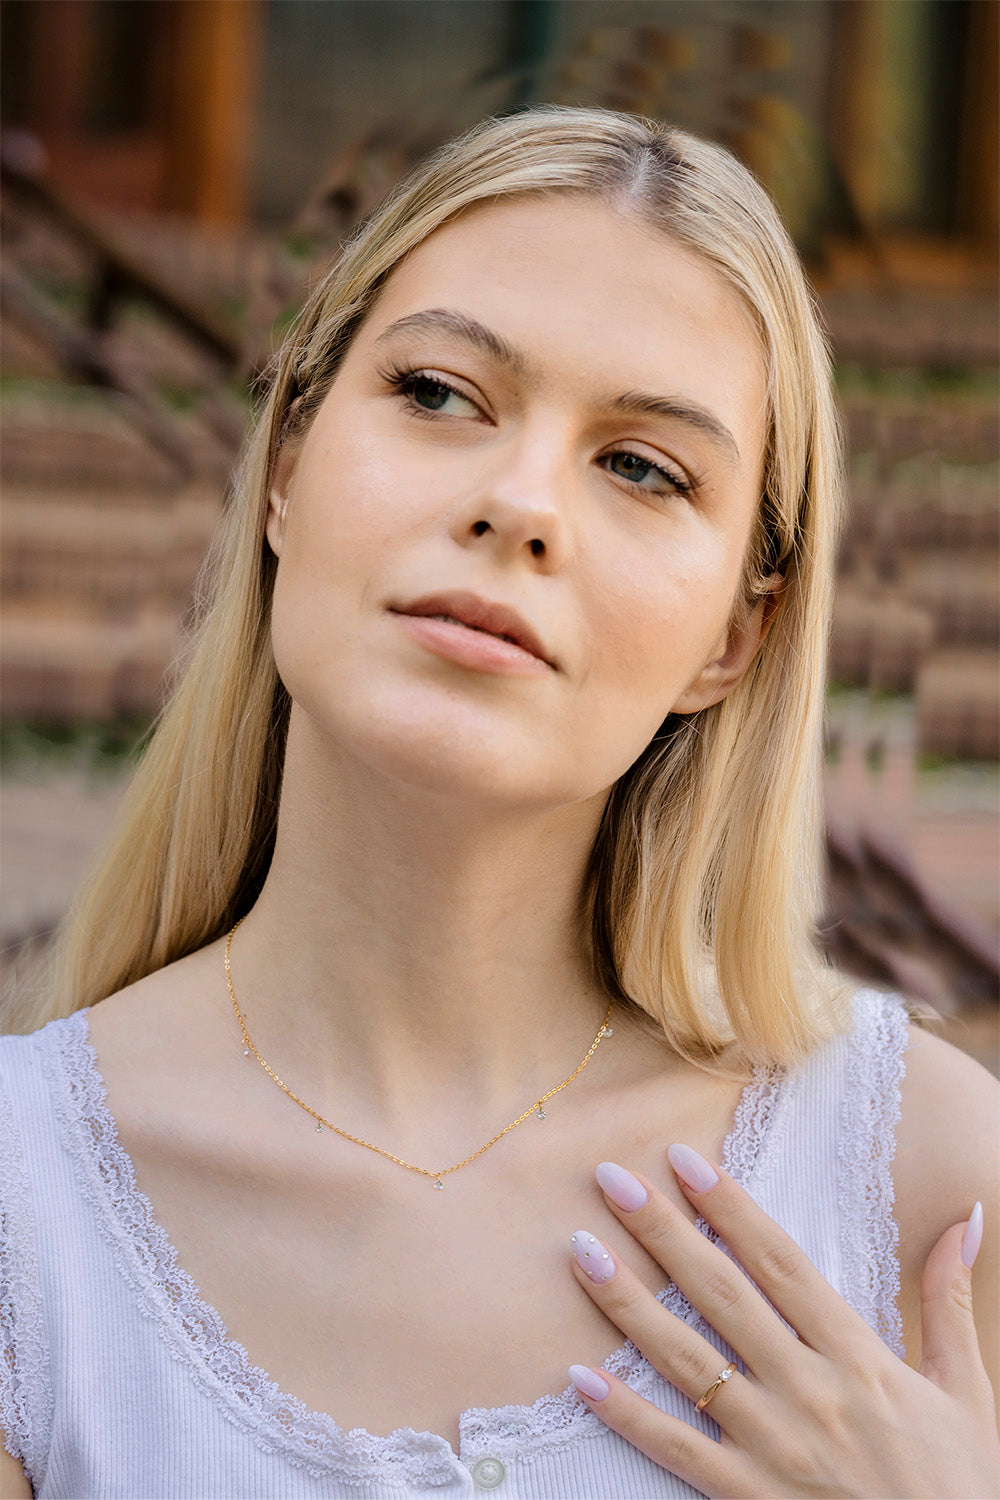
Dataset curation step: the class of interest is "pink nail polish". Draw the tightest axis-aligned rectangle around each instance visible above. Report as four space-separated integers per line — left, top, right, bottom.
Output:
667 1143 719 1194
569 1364 610 1401
595 1161 648 1211
571 1229 616 1283
961 1201 983 1270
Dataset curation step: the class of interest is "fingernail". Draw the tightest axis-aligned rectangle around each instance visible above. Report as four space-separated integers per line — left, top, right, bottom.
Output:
961 1201 983 1270
595 1161 648 1211
667 1143 719 1194
571 1229 616 1283
569 1364 610 1401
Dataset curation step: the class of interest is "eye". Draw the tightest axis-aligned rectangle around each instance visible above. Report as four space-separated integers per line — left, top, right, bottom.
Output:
601 449 693 499
380 365 482 420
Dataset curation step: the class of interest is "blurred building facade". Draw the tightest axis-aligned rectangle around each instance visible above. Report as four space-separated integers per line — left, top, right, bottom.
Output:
1 0 997 1051
2 0 997 258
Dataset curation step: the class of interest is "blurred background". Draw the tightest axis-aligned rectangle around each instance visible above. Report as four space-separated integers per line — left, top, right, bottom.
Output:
1 0 997 1065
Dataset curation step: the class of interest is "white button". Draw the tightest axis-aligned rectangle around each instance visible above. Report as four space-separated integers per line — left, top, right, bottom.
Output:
471 1455 506 1489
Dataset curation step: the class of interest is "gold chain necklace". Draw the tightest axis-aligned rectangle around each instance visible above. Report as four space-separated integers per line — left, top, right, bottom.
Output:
224 918 614 1188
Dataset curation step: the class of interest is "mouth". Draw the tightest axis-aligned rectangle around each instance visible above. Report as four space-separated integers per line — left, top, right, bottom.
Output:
389 590 556 670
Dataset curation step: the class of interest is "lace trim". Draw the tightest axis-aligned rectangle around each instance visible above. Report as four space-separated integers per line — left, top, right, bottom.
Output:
41 1010 780 1484
838 989 909 1358
0 1059 55 1491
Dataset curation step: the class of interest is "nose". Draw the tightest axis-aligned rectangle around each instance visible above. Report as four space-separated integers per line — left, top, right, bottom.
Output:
449 434 572 572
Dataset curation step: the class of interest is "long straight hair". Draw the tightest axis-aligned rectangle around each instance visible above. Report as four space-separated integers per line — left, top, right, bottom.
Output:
10 107 846 1070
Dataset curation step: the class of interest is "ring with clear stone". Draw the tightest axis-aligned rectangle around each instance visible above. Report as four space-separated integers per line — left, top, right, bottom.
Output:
695 1361 737 1412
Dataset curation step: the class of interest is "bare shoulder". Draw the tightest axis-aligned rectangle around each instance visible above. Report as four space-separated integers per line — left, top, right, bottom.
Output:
1 1439 33 1499
895 1023 998 1214
86 935 229 1065
894 1022 999 1391
80 936 245 1202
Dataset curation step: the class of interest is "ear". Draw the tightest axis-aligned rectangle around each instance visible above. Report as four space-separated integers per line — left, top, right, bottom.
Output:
673 575 784 715
264 443 298 557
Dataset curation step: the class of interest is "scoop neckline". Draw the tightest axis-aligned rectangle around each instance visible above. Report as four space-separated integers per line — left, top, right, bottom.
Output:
43 1006 782 1483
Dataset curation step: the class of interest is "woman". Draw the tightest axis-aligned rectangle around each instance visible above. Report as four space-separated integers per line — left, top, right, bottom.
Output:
1 107 997 1500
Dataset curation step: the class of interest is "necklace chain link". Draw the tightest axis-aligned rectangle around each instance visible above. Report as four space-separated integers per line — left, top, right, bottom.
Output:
224 918 614 1186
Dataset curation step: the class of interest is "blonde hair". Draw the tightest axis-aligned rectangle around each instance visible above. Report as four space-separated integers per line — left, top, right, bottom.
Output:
10 107 847 1069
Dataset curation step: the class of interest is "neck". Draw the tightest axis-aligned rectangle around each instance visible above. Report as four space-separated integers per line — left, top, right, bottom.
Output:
230 714 614 1147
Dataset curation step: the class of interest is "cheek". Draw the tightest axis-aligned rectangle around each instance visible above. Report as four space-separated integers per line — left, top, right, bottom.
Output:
563 555 733 790
587 539 737 696
278 440 406 602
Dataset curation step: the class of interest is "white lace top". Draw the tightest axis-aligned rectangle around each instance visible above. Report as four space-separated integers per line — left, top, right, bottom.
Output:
1 989 909 1500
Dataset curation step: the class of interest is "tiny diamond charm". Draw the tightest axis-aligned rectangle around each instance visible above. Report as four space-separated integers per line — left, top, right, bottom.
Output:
315 1122 324 1132
433 1178 445 1189
242 1046 250 1056
603 1026 613 1037
536 1105 546 1118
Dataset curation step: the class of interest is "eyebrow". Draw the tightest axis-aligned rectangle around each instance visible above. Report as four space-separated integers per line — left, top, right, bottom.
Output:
607 392 741 466
372 306 741 467
372 308 528 379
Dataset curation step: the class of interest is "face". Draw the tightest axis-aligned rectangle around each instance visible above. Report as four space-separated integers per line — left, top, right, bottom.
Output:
267 194 771 810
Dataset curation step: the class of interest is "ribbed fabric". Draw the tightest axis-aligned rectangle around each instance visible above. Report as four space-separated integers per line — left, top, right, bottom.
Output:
1 988 909 1500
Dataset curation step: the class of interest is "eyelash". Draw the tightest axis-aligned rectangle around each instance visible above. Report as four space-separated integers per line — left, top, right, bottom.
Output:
379 363 475 424
378 362 696 500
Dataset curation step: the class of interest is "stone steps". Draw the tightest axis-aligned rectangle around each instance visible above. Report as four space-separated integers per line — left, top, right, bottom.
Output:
0 480 221 719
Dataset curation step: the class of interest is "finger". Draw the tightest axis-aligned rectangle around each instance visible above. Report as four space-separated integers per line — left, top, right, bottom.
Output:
593 1161 806 1382
660 1145 881 1360
920 1205 995 1407
567 1364 758 1500
569 1228 759 1442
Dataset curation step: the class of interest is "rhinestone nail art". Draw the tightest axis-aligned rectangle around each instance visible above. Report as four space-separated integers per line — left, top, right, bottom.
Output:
570 1229 616 1283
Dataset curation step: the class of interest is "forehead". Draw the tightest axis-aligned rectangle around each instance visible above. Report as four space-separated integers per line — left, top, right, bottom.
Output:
358 194 768 462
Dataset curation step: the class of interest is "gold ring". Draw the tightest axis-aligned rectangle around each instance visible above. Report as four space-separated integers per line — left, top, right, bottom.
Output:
695 1361 737 1413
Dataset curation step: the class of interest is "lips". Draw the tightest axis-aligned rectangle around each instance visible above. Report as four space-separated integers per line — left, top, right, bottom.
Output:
389 590 555 668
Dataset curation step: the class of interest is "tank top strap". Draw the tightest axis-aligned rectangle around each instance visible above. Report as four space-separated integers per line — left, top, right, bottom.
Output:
738 986 910 1358
0 1032 58 1489
837 987 910 1356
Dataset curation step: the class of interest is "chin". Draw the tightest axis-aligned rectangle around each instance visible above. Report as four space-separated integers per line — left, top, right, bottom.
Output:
359 717 579 809
288 687 605 813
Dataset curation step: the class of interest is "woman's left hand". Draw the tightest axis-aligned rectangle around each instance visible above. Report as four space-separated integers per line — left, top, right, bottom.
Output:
567 1148 1000 1499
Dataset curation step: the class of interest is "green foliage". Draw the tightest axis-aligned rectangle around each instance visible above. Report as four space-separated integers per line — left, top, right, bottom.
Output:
0 717 153 782
835 363 999 402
